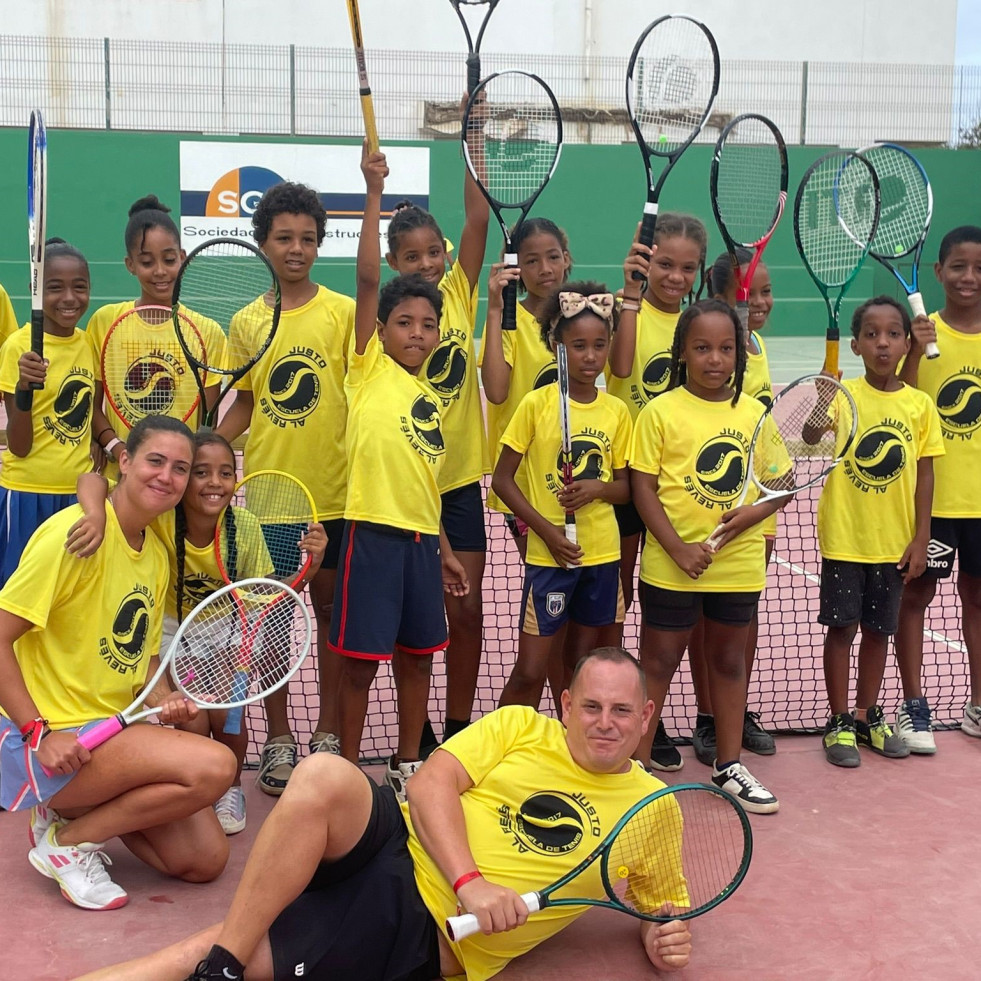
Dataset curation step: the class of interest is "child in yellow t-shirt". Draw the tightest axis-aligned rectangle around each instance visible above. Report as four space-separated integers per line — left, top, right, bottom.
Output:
896 225 981 752
329 145 468 800
0 240 96 583
814 297 944 768
492 281 632 710
0 282 17 347
630 299 782 814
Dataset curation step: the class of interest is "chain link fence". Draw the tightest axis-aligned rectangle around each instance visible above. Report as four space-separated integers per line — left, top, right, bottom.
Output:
2 35 981 147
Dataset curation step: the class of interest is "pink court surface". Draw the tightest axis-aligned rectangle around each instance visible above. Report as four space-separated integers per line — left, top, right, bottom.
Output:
2 738 979 979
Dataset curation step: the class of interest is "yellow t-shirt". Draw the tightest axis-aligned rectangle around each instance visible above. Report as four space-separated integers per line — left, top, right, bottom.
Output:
501 387 631 567
344 334 444 535
0 327 96 493
151 507 274 620
629 386 769 592
421 261 489 493
0 504 168 729
0 284 17 347
403 706 679 981
818 376 945 563
908 312 981 518
481 303 557 514
234 286 356 521
742 331 777 536
605 300 680 421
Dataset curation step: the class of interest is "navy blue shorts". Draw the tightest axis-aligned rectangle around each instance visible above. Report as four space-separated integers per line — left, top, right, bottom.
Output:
640 581 761 631
519 561 624 637
0 489 77 586
923 517 981 579
268 775 441 981
328 522 448 660
440 481 487 552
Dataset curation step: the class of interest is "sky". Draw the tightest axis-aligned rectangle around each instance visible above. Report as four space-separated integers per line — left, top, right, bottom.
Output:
957 1 981 63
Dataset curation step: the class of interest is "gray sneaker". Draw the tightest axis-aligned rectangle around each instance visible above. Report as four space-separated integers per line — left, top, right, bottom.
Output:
823 712 860 768
691 714 716 767
257 735 298 796
309 731 341 755
855 705 909 758
742 711 776 755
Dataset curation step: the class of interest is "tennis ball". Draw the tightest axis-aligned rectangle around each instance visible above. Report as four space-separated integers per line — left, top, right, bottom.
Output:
768 464 779 474
658 134 668 145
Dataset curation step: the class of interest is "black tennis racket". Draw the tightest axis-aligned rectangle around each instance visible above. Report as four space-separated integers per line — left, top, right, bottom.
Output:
626 15 720 280
462 70 562 330
849 143 937 358
17 109 47 412
793 150 880 377
556 342 577 558
449 0 501 94
171 237 282 430
446 783 752 941
709 113 788 334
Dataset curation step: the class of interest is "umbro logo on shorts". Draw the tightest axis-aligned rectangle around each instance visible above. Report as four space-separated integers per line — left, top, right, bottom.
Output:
546 592 566 617
293 964 306 977
926 539 954 567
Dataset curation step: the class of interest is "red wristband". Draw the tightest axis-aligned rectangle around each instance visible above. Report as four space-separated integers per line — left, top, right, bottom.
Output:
452 870 482 894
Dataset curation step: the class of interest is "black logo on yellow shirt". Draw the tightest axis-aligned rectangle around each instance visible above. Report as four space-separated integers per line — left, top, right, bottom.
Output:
685 434 746 508
182 574 222 609
99 585 155 675
43 370 93 446
400 394 444 463
425 333 467 405
263 351 322 426
843 421 910 493
546 434 606 494
754 389 773 410
534 363 558 389
497 791 602 855
641 352 672 402
120 353 181 419
936 371 981 440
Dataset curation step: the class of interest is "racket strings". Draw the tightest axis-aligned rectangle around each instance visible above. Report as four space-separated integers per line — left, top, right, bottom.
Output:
796 152 878 287
631 19 716 152
858 147 930 257
176 240 277 373
715 117 785 246
604 789 747 916
477 74 560 208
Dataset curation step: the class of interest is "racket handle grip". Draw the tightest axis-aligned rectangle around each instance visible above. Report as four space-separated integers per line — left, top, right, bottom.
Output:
632 203 658 281
28 311 44 391
224 706 243 736
466 54 480 96
908 292 940 359
445 892 542 941
223 670 249 735
503 253 518 330
77 715 126 752
564 519 578 570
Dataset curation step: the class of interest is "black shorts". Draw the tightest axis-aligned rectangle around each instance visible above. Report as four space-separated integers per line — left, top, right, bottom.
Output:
640 581 760 631
818 558 903 634
268 777 441 981
923 516 981 579
613 499 646 539
322 518 345 571
440 481 487 552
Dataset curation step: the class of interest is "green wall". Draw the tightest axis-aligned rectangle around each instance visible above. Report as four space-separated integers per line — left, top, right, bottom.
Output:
1 130 980 336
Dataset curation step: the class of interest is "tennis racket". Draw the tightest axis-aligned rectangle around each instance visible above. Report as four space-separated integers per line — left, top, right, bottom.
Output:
446 783 752 941
625 15 720 280
793 150 881 377
846 143 938 359
101 305 207 430
462 71 562 330
17 109 47 411
215 470 317 735
709 113 789 334
706 373 858 550
556 342 577 561
69 578 311 753
449 0 501 94
346 0 379 152
171 237 282 430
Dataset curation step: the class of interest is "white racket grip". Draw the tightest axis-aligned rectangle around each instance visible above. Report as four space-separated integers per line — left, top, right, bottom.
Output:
445 892 542 942
504 251 518 268
564 520 578 569
908 292 940 359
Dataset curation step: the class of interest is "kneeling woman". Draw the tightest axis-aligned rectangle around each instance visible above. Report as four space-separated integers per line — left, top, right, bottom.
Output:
0 415 236 910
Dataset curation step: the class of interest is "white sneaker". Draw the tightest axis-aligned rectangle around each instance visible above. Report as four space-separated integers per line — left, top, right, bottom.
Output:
309 731 341 755
214 786 247 835
384 755 422 802
28 804 64 848
711 761 779 814
895 698 937 754
962 702 981 738
28 825 128 910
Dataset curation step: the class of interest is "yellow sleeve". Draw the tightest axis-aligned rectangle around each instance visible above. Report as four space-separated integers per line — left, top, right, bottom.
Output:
0 285 17 347
499 389 538 456
610 401 633 470
916 396 945 460
628 401 664 476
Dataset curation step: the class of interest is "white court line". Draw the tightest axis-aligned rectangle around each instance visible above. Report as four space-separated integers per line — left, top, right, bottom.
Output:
772 553 968 655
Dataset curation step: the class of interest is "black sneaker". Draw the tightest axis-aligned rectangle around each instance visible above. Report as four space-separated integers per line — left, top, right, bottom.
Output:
691 713 716 767
822 712 860 768
742 710 776 755
419 717 439 760
649 720 683 772
183 946 244 981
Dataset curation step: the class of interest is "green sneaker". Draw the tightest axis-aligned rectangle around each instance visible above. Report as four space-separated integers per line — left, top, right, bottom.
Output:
823 712 860 768
855 705 910 758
